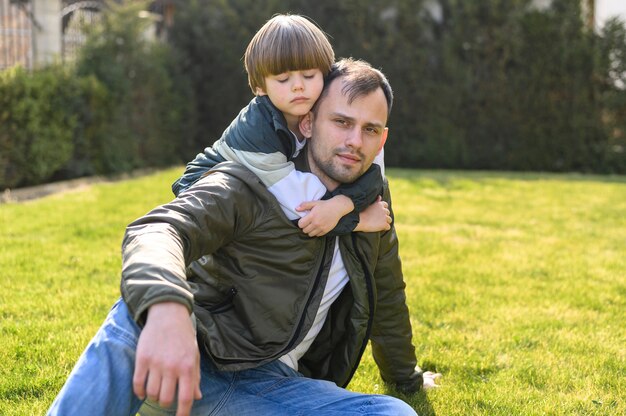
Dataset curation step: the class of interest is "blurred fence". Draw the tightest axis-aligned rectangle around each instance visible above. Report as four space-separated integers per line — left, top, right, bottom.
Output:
0 0 33 70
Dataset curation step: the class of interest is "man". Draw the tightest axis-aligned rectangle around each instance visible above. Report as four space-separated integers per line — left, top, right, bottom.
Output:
48 58 440 416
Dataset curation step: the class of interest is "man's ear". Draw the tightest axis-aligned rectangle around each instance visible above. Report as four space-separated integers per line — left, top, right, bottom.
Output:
299 112 313 139
378 127 389 152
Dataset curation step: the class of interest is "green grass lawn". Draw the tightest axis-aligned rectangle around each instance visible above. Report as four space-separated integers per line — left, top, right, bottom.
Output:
1 168 624 415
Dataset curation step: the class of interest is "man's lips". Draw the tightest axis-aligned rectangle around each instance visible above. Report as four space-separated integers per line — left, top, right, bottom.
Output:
337 153 361 164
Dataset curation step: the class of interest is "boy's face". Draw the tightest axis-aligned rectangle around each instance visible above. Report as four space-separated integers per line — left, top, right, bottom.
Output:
256 69 324 122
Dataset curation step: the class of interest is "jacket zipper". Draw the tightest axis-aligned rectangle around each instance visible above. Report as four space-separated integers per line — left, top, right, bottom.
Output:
281 239 329 353
342 233 375 388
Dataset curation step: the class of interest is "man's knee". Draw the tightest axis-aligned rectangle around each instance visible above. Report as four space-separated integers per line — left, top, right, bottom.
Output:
373 395 417 416
395 399 418 416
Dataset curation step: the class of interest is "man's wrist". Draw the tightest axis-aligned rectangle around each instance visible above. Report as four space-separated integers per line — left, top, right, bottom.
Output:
383 370 424 394
147 301 191 322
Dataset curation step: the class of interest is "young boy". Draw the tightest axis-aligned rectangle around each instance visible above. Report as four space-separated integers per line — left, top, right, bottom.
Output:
172 14 389 236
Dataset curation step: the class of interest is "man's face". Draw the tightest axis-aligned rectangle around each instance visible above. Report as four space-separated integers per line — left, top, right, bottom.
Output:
301 79 389 190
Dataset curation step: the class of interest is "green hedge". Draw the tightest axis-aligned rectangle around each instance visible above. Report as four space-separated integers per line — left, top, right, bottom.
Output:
0 66 95 188
168 0 626 174
73 1 193 176
0 1 193 190
2 0 624 190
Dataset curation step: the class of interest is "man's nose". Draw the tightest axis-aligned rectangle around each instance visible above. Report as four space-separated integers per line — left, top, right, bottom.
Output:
345 128 363 149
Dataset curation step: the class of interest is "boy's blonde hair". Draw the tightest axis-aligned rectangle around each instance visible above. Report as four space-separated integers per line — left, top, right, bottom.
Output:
244 14 335 94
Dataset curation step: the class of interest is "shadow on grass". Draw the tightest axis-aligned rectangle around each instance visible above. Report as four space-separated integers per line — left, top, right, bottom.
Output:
385 385 436 416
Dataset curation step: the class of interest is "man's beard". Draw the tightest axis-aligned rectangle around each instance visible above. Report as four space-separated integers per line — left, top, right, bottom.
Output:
310 147 366 185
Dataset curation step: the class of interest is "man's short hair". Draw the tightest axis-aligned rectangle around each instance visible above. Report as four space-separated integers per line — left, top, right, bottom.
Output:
244 14 335 94
314 58 394 117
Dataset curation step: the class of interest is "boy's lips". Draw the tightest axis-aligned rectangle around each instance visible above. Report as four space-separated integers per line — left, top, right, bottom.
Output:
291 96 309 103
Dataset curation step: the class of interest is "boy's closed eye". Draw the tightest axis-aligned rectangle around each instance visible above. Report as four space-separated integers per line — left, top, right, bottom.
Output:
273 69 320 83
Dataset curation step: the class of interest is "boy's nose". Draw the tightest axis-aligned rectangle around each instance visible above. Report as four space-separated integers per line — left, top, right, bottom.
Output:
292 75 304 91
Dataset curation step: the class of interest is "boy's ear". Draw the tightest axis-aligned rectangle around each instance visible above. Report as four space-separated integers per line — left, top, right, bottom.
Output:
255 86 267 96
299 113 313 139
378 127 389 152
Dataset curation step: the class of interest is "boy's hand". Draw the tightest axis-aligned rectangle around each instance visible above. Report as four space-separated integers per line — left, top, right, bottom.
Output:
297 195 353 237
134 302 202 416
354 196 392 232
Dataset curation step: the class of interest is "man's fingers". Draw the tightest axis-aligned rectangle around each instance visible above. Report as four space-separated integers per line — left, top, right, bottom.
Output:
145 370 162 402
422 371 443 389
158 374 177 408
194 353 202 400
133 359 149 399
175 375 196 416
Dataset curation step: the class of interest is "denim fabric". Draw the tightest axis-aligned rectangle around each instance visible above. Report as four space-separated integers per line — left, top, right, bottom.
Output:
48 299 416 416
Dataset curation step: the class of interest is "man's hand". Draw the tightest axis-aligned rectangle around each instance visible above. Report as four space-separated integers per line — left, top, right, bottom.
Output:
297 195 354 237
422 371 442 390
354 196 391 233
133 302 202 416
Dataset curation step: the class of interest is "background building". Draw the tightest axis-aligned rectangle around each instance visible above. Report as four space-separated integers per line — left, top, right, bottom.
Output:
0 0 173 70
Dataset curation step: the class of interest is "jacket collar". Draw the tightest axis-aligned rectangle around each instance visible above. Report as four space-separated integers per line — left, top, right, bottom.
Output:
254 95 292 135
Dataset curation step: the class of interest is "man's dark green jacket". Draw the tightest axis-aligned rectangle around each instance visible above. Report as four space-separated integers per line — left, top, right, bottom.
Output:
121 161 423 391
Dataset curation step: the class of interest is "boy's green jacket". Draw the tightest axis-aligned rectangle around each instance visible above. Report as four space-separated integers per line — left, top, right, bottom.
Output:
120 160 423 392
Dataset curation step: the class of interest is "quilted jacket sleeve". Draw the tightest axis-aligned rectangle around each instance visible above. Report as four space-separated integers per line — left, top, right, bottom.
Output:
369 183 424 392
121 167 261 325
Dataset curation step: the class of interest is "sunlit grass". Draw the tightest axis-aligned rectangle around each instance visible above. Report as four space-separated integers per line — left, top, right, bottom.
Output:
351 169 626 416
1 168 624 415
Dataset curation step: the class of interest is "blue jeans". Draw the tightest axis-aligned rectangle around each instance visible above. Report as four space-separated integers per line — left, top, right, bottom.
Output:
48 299 417 416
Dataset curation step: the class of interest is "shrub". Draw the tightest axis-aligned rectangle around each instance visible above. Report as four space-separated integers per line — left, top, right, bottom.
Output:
168 0 626 173
0 66 77 188
0 1 193 189
75 1 192 174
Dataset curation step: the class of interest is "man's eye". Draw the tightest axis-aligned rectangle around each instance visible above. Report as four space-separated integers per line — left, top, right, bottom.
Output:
365 127 379 134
